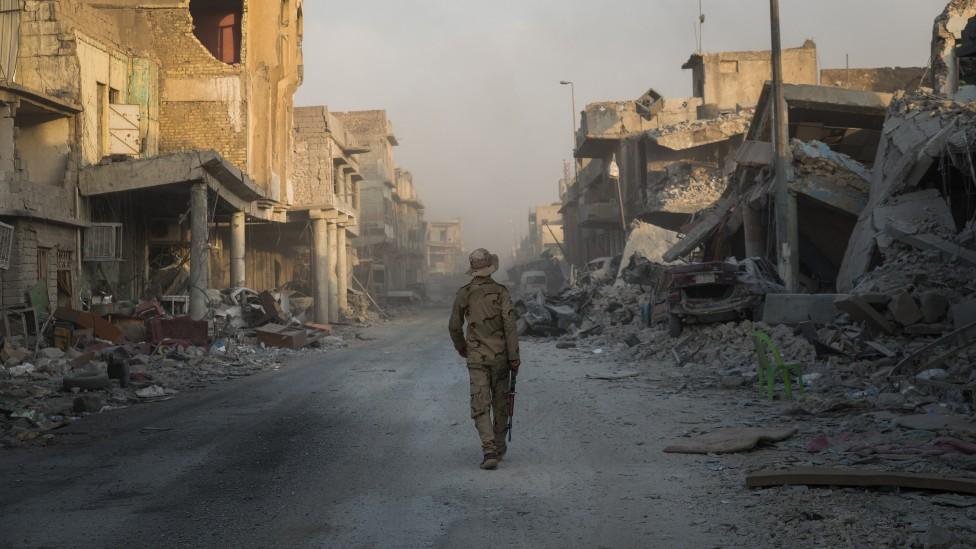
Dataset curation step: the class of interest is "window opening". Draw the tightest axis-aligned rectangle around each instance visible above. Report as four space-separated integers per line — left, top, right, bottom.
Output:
189 0 243 65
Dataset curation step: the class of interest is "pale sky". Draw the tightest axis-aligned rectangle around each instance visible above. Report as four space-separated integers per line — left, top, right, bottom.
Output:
295 0 949 264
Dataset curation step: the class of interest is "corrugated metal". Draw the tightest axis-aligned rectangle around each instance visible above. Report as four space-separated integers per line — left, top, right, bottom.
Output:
0 0 22 82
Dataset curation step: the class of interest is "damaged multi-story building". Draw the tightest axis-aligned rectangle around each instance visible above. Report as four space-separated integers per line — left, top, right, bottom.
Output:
662 83 893 292
563 42 819 269
0 0 377 332
334 110 428 301
426 219 465 276
292 105 363 323
658 1 973 297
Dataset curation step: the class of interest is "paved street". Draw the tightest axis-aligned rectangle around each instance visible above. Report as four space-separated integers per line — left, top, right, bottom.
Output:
0 309 742 549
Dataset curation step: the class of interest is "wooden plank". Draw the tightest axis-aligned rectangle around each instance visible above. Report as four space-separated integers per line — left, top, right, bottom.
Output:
746 467 976 495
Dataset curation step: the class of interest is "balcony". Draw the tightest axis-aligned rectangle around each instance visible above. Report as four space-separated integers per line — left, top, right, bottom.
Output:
578 200 622 229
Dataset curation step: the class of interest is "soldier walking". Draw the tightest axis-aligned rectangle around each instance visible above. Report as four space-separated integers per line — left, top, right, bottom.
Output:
449 248 521 470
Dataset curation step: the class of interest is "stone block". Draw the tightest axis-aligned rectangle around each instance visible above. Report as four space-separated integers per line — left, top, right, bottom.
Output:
888 291 923 327
763 294 846 325
919 291 950 324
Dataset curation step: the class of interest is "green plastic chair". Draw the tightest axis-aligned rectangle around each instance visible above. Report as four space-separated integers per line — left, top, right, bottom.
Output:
752 330 804 401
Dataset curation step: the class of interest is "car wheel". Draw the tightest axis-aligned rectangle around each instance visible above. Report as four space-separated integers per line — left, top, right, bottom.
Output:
668 313 684 338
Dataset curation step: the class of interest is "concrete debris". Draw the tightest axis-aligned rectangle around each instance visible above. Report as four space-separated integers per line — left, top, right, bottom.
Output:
762 294 845 326
0 294 360 448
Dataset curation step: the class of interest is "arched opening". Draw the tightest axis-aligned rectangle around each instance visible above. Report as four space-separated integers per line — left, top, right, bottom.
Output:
189 0 243 65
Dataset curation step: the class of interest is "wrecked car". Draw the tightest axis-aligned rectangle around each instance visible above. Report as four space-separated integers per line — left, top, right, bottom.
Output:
519 270 549 296
667 257 785 337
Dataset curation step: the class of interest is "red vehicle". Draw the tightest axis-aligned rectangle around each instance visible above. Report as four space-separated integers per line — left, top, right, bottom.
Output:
666 258 786 337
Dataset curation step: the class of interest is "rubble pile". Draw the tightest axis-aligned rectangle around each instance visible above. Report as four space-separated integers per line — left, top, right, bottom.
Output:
653 164 727 212
648 110 754 145
0 287 359 448
791 139 871 187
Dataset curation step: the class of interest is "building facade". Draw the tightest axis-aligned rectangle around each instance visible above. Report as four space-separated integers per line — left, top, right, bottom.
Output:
0 0 367 329
427 219 465 275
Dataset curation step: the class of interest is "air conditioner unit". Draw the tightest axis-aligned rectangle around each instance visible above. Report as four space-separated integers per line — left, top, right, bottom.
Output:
149 219 184 243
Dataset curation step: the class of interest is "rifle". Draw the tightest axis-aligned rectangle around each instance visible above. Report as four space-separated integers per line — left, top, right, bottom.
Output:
507 369 517 442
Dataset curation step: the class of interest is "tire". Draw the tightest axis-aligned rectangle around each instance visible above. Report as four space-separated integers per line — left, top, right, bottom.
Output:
668 313 684 338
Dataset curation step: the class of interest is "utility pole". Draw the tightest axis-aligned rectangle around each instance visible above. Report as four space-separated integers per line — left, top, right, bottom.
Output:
559 81 579 183
770 0 799 292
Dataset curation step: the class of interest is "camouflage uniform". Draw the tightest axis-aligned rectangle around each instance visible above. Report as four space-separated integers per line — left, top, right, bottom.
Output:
449 275 521 455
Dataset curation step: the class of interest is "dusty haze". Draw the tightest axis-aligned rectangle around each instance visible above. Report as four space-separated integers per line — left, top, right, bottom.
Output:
295 0 947 268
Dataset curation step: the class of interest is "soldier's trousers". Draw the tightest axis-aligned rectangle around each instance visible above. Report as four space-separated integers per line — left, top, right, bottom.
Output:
467 362 511 453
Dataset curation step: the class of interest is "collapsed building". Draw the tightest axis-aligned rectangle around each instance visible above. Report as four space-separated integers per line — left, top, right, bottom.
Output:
1 0 308 326
0 0 430 346
663 83 893 292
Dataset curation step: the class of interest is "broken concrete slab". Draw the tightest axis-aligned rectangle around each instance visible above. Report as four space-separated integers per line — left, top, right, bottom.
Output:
872 189 956 251
663 426 797 454
835 295 895 334
886 225 976 266
888 291 924 327
763 294 845 325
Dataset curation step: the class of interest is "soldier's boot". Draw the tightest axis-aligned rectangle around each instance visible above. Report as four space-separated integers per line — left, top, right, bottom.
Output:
494 432 508 461
480 452 499 470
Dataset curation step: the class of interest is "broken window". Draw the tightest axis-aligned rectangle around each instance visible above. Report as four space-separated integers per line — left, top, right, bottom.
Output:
37 247 49 282
83 223 123 262
0 221 12 270
190 0 243 65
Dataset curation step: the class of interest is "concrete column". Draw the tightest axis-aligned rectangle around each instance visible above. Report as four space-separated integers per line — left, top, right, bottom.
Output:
327 221 339 323
230 211 246 288
312 217 330 324
189 183 210 320
337 224 348 311
743 203 766 258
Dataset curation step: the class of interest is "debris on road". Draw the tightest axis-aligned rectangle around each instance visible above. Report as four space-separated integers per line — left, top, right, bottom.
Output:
746 467 976 496
663 427 797 454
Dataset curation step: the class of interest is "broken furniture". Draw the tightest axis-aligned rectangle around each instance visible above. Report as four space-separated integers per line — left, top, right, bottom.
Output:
753 331 803 401
160 295 190 317
53 308 125 345
255 323 307 349
147 317 209 347
1 306 40 347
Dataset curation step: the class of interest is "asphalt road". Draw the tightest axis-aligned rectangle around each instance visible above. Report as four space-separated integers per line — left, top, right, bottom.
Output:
0 308 736 548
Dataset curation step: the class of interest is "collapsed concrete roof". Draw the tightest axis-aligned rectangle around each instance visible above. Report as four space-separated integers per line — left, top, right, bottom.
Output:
838 93 976 291
662 139 871 263
748 84 892 165
645 111 753 151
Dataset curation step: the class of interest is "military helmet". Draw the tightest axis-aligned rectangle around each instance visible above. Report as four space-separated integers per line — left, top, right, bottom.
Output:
467 248 499 277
